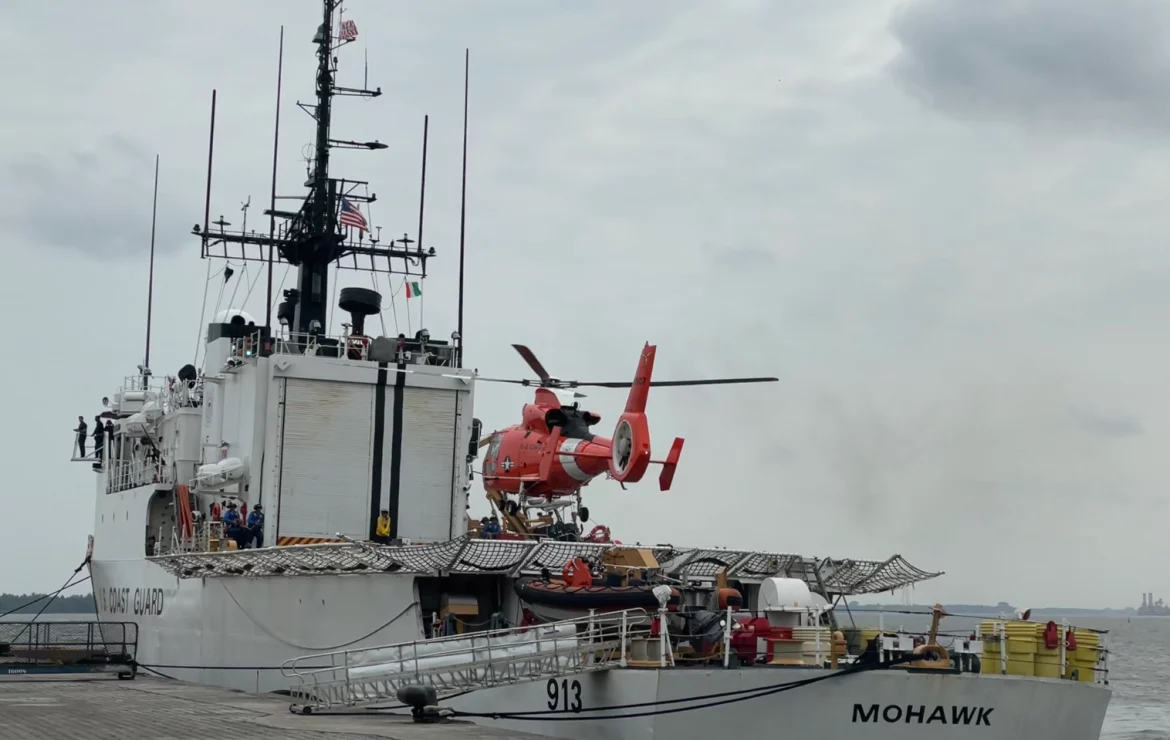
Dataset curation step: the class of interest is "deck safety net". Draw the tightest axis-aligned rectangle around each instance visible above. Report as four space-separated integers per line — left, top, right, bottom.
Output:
149 535 940 595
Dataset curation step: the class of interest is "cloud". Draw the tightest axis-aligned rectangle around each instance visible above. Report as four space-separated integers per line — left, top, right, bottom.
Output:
0 134 189 258
888 0 1170 134
1067 406 1145 439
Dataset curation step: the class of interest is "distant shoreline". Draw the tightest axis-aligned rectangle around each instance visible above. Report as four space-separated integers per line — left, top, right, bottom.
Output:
0 593 96 614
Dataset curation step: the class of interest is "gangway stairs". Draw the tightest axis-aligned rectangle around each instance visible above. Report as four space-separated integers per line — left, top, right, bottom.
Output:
283 608 645 713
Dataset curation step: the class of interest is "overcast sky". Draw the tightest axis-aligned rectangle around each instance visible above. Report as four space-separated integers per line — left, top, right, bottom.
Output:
2 0 1167 609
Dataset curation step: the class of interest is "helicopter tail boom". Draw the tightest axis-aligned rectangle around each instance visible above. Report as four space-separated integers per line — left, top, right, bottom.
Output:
623 343 656 414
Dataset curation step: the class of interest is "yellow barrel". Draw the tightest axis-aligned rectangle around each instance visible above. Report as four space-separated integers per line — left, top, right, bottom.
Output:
980 620 1004 674
1004 621 1037 676
1065 629 1099 682
859 628 888 651
1034 632 1061 679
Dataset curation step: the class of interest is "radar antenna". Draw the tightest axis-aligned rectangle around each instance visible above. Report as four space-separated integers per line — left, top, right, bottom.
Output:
193 0 431 337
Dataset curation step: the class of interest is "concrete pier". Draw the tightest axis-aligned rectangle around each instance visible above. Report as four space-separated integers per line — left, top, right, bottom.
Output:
0 677 544 740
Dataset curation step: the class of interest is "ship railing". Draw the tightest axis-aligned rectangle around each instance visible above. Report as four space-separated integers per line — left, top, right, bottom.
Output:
282 608 646 712
974 617 1108 684
118 375 168 396
244 329 459 367
107 457 172 494
164 519 225 556
0 620 138 677
266 331 373 361
162 376 203 411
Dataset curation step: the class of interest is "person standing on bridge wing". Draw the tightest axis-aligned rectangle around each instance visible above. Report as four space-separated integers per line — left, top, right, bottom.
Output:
374 509 392 544
92 415 105 461
74 416 87 458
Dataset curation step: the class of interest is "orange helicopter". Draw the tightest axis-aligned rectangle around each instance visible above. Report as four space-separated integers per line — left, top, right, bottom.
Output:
476 343 777 536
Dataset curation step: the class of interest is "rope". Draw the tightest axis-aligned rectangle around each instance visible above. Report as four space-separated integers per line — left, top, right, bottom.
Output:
4 559 92 645
0 574 91 620
870 607 1111 635
328 264 338 335
225 263 247 316
371 272 387 336
220 581 417 651
270 263 291 330
240 262 266 315
193 258 214 364
452 652 922 722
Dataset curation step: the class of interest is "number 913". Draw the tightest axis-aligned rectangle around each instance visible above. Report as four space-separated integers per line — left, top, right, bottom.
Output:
546 677 582 712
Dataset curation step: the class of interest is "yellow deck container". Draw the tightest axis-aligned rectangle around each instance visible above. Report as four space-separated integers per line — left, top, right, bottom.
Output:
979 620 1004 674
1033 632 1062 679
1065 628 1100 682
1003 621 1038 677
858 628 893 651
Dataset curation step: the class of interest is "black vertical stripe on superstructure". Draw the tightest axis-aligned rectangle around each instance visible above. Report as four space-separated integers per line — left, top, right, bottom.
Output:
387 360 408 539
368 362 389 540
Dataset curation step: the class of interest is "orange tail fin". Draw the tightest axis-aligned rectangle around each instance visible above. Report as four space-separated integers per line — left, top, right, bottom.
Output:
623 343 656 414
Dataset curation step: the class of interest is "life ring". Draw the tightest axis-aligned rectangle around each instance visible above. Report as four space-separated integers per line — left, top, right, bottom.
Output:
586 525 611 543
561 557 592 588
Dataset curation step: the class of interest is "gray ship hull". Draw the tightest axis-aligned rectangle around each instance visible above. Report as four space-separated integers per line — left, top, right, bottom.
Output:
446 668 1110 740
90 557 1110 739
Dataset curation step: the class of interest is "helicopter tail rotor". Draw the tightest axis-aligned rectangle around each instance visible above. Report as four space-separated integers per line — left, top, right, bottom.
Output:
608 343 657 483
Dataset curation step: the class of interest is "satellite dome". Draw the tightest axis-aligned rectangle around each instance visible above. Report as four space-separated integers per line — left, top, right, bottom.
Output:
213 308 257 326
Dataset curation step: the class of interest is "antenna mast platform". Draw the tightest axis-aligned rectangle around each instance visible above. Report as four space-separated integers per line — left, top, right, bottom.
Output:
193 0 433 336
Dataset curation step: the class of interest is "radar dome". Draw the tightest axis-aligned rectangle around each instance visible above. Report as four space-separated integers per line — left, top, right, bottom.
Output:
213 308 257 326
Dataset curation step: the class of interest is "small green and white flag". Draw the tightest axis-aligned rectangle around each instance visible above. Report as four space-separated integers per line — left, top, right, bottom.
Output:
405 280 422 299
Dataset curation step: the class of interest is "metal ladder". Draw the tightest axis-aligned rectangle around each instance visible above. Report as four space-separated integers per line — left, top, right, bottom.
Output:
283 608 645 713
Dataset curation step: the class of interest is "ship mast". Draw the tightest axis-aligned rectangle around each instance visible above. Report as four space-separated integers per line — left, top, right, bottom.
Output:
194 0 431 337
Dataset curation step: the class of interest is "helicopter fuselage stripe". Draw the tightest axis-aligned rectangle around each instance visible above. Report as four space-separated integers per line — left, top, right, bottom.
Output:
558 439 593 482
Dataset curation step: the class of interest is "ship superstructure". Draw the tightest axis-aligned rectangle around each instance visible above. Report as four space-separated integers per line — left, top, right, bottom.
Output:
80 2 1113 738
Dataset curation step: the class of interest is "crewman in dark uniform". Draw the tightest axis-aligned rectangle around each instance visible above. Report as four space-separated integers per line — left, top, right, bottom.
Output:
74 416 88 458
92 415 105 461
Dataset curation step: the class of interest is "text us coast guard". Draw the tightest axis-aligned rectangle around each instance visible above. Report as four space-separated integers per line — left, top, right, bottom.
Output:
98 586 166 616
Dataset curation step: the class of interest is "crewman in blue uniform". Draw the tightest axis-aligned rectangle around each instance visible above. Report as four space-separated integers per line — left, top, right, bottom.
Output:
481 516 501 539
245 504 265 549
222 502 245 550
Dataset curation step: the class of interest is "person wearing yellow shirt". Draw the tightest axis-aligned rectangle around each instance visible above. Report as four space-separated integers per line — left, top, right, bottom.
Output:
374 509 391 544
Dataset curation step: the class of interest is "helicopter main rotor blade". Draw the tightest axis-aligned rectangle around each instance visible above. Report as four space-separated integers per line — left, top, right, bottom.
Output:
476 376 534 386
512 344 552 384
571 377 780 389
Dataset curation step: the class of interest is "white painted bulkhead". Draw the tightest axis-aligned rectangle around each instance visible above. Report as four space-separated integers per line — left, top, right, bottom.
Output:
264 355 473 543
89 333 478 691
277 377 376 539
89 555 423 693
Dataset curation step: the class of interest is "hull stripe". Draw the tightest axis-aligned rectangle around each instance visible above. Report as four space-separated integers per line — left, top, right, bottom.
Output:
387 358 407 538
559 438 593 482
368 361 389 540
275 536 342 546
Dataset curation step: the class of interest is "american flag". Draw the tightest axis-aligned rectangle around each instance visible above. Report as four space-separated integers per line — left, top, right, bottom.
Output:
339 20 358 41
339 198 367 232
